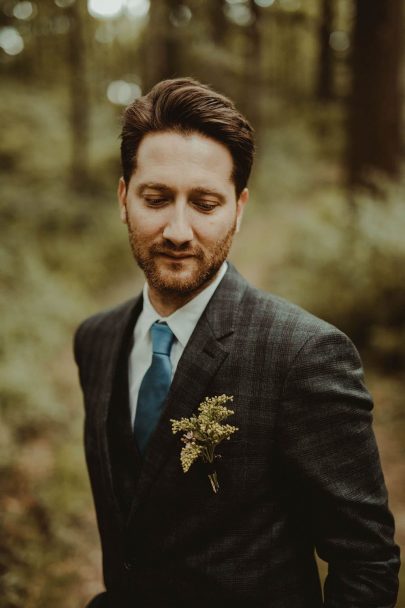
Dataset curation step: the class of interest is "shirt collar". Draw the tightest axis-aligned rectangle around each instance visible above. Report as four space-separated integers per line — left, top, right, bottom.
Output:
139 262 228 348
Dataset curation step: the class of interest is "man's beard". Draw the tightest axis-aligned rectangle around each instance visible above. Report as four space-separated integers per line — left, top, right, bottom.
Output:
126 220 236 296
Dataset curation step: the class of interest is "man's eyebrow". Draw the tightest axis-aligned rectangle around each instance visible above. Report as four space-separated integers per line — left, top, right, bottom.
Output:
189 187 226 203
136 183 173 196
136 183 226 203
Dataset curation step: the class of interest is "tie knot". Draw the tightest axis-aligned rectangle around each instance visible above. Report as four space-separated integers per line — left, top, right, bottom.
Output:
151 322 175 356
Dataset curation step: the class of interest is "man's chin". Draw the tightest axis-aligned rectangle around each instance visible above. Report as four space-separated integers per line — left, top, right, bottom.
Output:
145 261 220 296
148 270 204 295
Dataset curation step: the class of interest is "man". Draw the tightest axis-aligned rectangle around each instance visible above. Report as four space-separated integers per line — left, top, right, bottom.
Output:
74 78 400 608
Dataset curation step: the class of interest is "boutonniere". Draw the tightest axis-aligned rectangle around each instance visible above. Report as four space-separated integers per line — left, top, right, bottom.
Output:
170 394 238 494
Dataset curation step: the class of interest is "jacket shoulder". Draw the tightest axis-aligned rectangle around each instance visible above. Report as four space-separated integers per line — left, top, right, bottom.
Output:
245 284 336 331
73 298 139 365
226 265 328 333
242 283 355 354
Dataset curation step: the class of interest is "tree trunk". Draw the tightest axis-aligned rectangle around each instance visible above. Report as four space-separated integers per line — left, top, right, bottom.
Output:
316 0 334 100
243 0 263 132
67 0 90 189
142 0 184 91
347 0 403 187
208 0 227 46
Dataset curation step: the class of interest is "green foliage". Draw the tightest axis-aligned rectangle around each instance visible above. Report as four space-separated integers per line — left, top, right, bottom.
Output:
1 64 404 605
233 110 405 369
0 82 132 607
266 185 405 368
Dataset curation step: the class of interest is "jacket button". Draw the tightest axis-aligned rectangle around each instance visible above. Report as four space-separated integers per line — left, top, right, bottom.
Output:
123 560 134 571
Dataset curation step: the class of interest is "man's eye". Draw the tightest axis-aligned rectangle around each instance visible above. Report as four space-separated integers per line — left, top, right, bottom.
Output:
192 200 217 212
144 197 168 207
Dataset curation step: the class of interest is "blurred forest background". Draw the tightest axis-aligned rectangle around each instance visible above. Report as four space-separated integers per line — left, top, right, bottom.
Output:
1 0 404 606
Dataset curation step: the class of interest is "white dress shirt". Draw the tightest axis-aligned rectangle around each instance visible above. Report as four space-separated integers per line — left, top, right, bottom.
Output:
128 262 228 425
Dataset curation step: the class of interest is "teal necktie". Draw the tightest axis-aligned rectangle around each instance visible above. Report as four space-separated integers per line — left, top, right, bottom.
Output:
134 322 175 454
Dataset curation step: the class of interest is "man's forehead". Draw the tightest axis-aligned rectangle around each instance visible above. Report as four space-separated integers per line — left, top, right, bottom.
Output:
130 131 234 189
135 130 233 166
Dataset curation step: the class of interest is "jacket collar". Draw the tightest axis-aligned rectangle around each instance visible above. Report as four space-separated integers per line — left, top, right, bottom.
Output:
93 295 142 524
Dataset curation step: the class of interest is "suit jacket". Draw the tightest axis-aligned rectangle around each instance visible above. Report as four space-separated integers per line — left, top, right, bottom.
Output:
74 264 400 608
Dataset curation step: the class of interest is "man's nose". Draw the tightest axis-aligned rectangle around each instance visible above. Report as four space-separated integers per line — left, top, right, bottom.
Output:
162 203 193 246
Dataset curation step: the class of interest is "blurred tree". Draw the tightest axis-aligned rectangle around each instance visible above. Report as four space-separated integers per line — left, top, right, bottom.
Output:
348 0 403 187
207 0 228 46
29 0 68 83
142 0 185 90
245 0 263 131
66 0 90 189
316 0 334 100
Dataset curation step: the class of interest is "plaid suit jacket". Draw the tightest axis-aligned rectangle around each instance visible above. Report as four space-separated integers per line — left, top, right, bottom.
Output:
74 264 400 608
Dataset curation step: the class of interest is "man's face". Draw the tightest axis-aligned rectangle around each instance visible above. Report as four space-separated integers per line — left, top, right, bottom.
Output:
118 130 248 302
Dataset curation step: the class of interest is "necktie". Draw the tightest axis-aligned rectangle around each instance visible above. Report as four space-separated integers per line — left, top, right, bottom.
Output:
134 321 175 454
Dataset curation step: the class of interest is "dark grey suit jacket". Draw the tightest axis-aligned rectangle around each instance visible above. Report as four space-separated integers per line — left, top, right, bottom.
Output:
74 264 400 608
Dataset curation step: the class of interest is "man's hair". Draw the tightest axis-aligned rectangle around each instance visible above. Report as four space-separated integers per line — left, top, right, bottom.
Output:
120 77 255 198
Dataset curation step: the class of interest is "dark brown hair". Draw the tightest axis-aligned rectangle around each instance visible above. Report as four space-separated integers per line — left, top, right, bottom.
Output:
120 77 255 198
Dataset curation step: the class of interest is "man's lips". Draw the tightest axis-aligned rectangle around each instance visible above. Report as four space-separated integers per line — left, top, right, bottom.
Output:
157 252 195 259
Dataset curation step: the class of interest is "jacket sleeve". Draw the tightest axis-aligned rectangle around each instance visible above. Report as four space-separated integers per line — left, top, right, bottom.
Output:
84 591 109 607
278 327 400 608
73 319 89 395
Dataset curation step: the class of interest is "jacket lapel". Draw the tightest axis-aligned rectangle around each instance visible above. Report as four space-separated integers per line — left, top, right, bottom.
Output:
94 295 143 523
126 264 249 524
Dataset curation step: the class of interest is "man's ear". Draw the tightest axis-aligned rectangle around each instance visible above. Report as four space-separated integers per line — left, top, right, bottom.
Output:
235 188 249 233
117 177 128 224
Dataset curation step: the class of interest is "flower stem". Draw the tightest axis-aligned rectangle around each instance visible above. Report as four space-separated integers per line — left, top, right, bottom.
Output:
208 471 219 493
